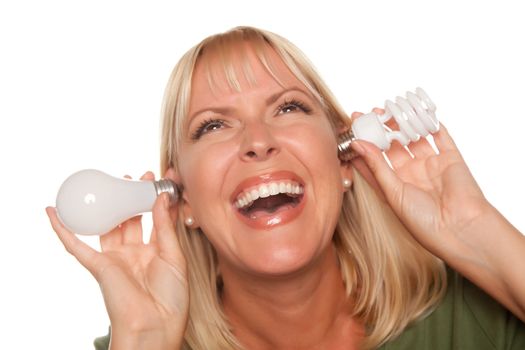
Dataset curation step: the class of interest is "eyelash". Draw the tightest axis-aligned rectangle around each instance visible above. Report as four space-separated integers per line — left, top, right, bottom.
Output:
191 118 226 140
191 98 313 140
276 98 312 115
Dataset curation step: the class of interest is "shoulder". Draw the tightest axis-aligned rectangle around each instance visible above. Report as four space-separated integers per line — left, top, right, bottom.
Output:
92 328 193 350
93 328 110 350
380 267 525 350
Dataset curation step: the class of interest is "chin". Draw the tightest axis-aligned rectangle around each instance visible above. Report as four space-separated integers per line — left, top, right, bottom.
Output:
239 241 326 278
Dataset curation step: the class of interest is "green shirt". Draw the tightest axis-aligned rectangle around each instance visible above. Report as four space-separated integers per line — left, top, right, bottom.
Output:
94 269 525 349
378 269 525 349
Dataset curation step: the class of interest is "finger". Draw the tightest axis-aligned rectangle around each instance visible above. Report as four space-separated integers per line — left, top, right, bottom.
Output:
372 107 385 115
100 225 123 250
119 172 153 245
384 140 413 169
149 228 158 244
46 207 100 275
152 193 184 266
140 171 155 181
408 136 437 158
350 141 404 207
432 123 458 153
121 215 144 245
351 111 364 119
349 156 387 202
149 206 178 245
146 171 162 245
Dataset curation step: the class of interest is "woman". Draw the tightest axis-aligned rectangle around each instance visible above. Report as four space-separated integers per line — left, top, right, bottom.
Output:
46 26 525 349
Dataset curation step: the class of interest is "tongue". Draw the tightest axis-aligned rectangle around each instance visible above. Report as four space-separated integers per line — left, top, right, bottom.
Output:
243 194 296 219
246 203 296 219
252 194 290 210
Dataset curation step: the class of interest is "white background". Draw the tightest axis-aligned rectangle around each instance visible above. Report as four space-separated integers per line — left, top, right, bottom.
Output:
1 1 524 349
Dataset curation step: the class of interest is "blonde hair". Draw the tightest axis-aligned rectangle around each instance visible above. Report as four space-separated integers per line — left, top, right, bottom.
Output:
160 26 446 349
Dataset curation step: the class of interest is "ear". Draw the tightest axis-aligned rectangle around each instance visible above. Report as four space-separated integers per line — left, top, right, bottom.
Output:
164 167 199 228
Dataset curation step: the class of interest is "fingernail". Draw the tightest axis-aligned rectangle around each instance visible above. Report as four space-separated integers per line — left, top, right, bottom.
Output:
162 193 170 209
351 141 367 155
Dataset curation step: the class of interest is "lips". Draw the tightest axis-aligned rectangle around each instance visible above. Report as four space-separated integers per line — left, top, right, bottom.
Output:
231 171 306 230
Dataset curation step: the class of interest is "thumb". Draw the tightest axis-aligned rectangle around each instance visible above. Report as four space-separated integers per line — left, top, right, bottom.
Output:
350 140 404 207
152 193 186 269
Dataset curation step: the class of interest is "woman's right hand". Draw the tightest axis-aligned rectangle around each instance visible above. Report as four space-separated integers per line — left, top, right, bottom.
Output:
46 172 188 350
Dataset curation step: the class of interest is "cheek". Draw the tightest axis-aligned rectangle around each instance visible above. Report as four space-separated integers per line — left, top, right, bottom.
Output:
282 120 340 176
178 141 237 217
281 120 343 218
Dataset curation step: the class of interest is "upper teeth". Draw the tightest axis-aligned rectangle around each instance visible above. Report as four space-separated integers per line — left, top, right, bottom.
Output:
235 181 304 209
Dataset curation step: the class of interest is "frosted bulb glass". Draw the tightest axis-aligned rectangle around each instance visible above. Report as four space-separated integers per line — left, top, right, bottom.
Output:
338 87 439 161
55 169 178 236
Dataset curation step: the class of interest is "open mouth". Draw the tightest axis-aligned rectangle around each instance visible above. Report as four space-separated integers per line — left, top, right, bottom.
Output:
234 181 304 220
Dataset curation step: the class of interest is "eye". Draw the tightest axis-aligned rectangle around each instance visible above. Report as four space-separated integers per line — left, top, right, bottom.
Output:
191 118 227 140
277 98 312 115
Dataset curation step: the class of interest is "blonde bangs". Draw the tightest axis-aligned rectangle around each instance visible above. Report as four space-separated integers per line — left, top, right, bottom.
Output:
197 27 328 109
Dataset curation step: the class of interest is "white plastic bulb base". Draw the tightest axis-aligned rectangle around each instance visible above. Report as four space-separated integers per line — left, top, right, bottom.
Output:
55 169 177 236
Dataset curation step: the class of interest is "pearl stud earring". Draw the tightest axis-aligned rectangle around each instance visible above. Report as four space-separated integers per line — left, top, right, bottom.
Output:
185 217 194 226
343 178 352 189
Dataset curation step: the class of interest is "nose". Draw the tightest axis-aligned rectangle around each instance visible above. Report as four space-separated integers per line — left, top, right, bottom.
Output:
239 122 280 162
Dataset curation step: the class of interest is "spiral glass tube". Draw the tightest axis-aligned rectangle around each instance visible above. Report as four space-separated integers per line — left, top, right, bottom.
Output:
338 87 438 161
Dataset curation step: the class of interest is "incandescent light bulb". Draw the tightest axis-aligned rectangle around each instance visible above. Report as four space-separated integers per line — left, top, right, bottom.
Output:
55 169 178 236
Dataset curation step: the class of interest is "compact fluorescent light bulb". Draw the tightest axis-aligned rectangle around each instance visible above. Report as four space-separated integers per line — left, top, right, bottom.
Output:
55 169 178 236
338 87 439 161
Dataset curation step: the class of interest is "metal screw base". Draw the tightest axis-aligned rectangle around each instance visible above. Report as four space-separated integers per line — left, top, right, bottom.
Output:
337 129 357 161
153 179 179 205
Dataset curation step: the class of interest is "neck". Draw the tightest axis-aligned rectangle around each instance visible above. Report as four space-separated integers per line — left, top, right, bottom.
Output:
220 244 364 350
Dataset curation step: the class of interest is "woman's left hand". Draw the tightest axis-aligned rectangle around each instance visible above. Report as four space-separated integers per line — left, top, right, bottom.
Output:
350 109 525 321
350 109 489 255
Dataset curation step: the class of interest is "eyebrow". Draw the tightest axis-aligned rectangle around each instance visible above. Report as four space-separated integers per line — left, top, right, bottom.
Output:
265 86 310 105
189 86 311 121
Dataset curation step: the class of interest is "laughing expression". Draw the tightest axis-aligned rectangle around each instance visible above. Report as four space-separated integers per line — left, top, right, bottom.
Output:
176 44 348 276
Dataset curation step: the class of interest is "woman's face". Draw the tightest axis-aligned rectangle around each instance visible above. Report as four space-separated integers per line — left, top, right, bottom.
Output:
177 45 348 276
